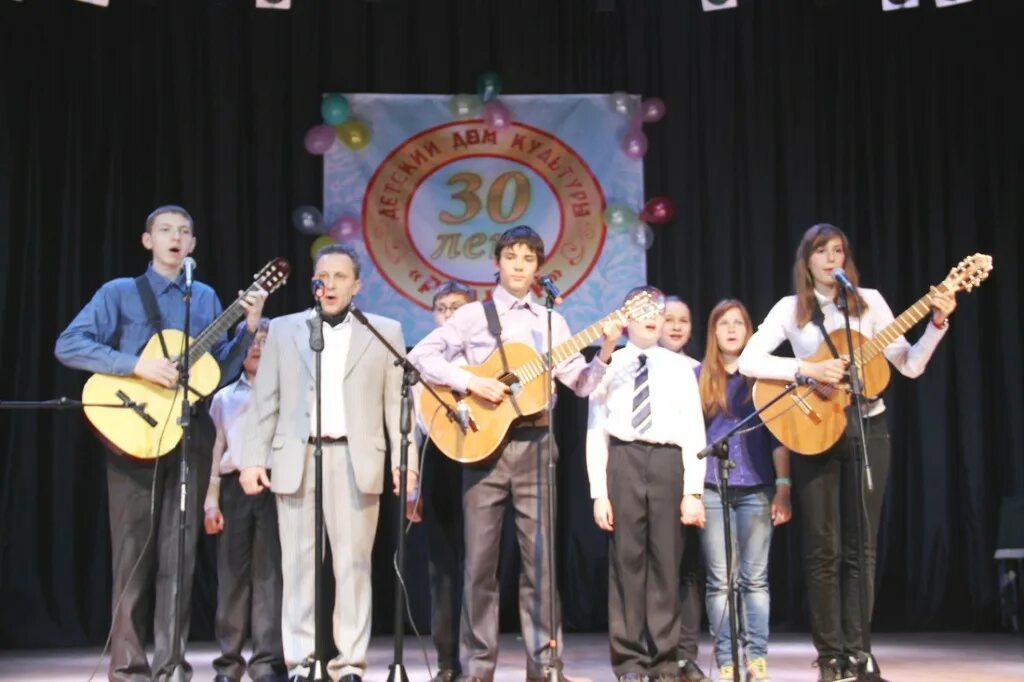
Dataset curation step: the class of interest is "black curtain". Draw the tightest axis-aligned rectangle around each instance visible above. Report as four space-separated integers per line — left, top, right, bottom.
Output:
1 0 1021 649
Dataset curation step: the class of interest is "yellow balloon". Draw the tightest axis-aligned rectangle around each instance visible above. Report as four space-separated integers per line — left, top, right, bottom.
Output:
335 119 371 151
310 235 336 261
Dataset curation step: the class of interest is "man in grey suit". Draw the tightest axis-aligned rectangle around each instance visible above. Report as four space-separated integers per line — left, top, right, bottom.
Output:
240 243 418 682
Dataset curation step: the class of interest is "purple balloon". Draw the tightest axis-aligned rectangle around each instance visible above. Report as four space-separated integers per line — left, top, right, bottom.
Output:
482 101 511 130
329 215 361 242
620 128 648 159
641 97 666 123
304 124 336 155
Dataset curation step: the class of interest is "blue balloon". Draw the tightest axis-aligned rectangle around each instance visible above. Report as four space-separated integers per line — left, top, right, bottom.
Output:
321 94 350 126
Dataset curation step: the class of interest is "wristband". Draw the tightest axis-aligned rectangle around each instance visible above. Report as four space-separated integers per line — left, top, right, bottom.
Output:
775 477 792 487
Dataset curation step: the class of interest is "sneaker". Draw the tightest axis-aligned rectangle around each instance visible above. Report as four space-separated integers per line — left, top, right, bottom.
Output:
717 664 735 681
680 660 712 682
814 658 856 682
746 657 771 682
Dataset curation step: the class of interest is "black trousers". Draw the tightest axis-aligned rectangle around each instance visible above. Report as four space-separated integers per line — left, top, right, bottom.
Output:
212 473 286 681
105 411 213 682
677 525 705 662
421 438 465 673
791 413 891 661
607 440 686 678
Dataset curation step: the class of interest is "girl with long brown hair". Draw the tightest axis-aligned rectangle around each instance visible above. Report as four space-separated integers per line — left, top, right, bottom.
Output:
698 300 791 682
737 223 958 682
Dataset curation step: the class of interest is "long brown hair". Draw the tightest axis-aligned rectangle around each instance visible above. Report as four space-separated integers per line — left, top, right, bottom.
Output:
699 299 754 418
793 223 867 327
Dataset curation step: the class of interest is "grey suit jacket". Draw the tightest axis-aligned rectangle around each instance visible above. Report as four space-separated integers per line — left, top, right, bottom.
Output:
241 309 418 496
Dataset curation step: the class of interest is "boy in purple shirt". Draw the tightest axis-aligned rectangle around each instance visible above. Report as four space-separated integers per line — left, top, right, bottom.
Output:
407 225 621 682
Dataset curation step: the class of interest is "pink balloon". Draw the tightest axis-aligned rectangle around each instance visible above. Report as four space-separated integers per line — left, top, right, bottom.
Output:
639 196 676 224
304 124 336 155
482 101 511 130
329 215 361 242
620 129 648 159
640 97 666 123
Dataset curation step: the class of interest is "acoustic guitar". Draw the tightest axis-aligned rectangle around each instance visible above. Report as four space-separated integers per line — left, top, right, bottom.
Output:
419 289 662 463
81 258 290 460
752 253 992 455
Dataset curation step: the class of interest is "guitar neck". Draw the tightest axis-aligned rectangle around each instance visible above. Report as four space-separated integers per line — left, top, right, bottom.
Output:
859 282 947 364
516 313 618 384
185 283 260 367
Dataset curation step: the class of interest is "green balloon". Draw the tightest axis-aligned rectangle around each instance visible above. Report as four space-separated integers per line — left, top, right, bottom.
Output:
476 71 502 103
603 203 638 230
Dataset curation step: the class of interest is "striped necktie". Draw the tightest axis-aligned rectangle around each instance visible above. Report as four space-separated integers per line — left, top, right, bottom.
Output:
632 353 652 434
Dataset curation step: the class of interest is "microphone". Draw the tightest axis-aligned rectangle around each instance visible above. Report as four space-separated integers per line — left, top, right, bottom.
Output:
833 268 856 293
311 278 326 300
795 372 818 387
182 257 196 287
456 401 472 433
537 275 562 303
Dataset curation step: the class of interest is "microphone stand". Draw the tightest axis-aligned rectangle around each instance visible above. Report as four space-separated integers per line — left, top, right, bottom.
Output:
541 288 561 682
168 270 193 682
835 285 875 664
345 306 438 682
697 378 805 682
306 297 327 681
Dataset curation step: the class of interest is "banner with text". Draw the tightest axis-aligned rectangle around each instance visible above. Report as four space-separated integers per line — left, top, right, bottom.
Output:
324 94 646 343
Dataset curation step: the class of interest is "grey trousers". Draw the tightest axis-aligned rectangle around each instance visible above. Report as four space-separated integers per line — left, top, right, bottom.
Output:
211 473 286 681
105 411 213 682
460 428 561 681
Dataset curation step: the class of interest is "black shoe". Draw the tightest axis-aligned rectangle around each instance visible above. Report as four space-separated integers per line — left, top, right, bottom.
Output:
338 676 362 682
847 652 889 682
213 675 235 682
815 658 856 682
432 670 459 682
679 659 711 682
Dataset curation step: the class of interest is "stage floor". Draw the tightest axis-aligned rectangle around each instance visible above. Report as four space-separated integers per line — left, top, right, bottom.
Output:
1 632 1021 681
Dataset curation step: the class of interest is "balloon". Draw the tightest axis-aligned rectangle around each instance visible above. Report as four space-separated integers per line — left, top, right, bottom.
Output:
632 223 655 250
482 101 511 130
335 119 371 151
292 205 325 235
639 196 676 224
603 203 639 230
620 128 648 159
320 94 350 126
303 124 337 155
477 71 502 103
310 235 336 261
640 97 666 123
449 93 482 120
609 91 638 117
329 214 361 242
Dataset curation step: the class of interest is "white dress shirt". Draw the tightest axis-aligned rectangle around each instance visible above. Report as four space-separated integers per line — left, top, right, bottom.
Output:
312 315 354 438
586 343 707 498
209 374 254 476
738 287 948 416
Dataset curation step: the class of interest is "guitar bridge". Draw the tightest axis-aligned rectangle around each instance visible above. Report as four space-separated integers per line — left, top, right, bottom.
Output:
789 391 823 425
115 390 159 427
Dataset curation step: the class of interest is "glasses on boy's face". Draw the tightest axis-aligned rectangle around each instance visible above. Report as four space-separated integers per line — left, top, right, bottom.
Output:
433 303 464 315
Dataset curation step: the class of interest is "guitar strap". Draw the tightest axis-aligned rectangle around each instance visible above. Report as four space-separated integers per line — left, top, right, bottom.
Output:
482 299 523 418
811 298 841 360
134 275 171 360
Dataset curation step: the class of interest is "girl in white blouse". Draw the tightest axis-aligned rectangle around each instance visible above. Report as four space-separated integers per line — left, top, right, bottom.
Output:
737 223 957 682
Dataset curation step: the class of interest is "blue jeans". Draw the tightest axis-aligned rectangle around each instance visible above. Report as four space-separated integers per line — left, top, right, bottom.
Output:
700 485 774 667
